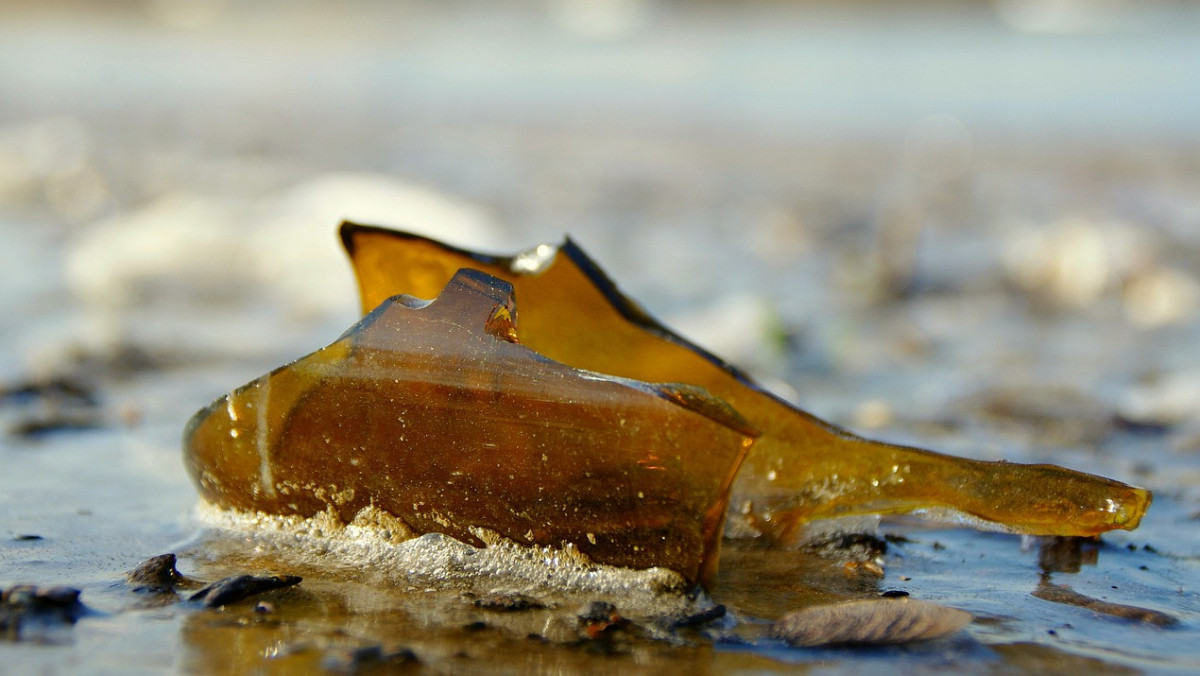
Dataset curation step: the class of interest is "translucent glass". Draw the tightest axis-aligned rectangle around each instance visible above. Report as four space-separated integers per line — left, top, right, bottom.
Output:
340 223 1151 540
184 269 756 585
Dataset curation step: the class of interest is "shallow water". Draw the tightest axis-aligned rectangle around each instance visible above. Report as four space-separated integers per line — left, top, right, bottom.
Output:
3 1 1199 672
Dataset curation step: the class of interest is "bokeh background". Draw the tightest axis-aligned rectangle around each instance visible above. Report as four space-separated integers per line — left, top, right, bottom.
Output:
2 0 1198 672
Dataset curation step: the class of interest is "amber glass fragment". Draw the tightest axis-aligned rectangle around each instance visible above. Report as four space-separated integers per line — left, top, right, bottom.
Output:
341 223 1151 539
184 269 756 585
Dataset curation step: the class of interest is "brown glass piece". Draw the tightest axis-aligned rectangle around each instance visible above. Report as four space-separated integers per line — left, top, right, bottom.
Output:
340 223 1151 540
184 269 756 585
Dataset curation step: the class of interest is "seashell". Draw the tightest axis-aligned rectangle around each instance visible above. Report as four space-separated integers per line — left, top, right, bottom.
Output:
184 269 756 585
338 223 1151 541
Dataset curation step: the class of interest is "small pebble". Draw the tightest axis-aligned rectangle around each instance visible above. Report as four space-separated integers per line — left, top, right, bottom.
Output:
1 584 88 639
126 553 187 592
470 592 545 612
671 604 727 628
578 601 625 639
188 574 301 608
320 644 418 673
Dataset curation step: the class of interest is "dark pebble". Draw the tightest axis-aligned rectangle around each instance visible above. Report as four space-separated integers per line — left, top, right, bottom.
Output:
471 592 545 612
1 584 88 639
188 574 302 608
804 533 888 562
881 590 910 598
578 601 626 638
9 412 104 438
1111 414 1173 435
462 620 489 632
0 377 98 407
126 553 188 592
320 644 419 673
578 601 619 624
671 604 727 628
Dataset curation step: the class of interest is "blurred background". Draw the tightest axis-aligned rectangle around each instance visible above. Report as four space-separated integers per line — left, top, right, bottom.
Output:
3 0 1198 443
3 0 1200 361
2 0 1199 671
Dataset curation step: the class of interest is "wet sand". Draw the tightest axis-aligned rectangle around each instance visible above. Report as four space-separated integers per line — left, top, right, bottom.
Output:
2 1 1198 672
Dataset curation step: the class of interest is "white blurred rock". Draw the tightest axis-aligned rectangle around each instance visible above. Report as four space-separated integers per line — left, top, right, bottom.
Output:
65 191 244 308
1002 218 1151 309
252 172 503 318
1120 371 1200 428
0 116 94 205
263 172 502 252
61 175 503 360
548 0 652 40
65 174 502 316
905 114 973 183
1123 266 1200 329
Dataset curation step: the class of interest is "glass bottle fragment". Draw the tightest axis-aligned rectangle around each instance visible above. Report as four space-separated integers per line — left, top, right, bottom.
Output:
339 223 1151 540
184 269 757 585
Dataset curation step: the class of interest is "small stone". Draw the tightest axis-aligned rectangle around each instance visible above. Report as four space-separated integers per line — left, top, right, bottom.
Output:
126 553 188 592
188 574 301 608
471 592 545 612
578 601 625 639
805 533 888 562
671 604 727 628
462 620 489 632
1 584 88 639
320 644 419 673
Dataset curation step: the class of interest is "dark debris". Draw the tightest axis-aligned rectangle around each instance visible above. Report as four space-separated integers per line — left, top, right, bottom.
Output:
669 603 727 629
577 601 627 639
8 411 104 438
125 553 194 593
1 585 88 640
469 592 546 612
320 644 420 673
803 533 889 563
1 375 105 439
0 377 98 407
188 574 302 608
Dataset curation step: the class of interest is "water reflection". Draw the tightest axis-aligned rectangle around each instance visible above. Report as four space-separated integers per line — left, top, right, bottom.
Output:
1037 536 1100 574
